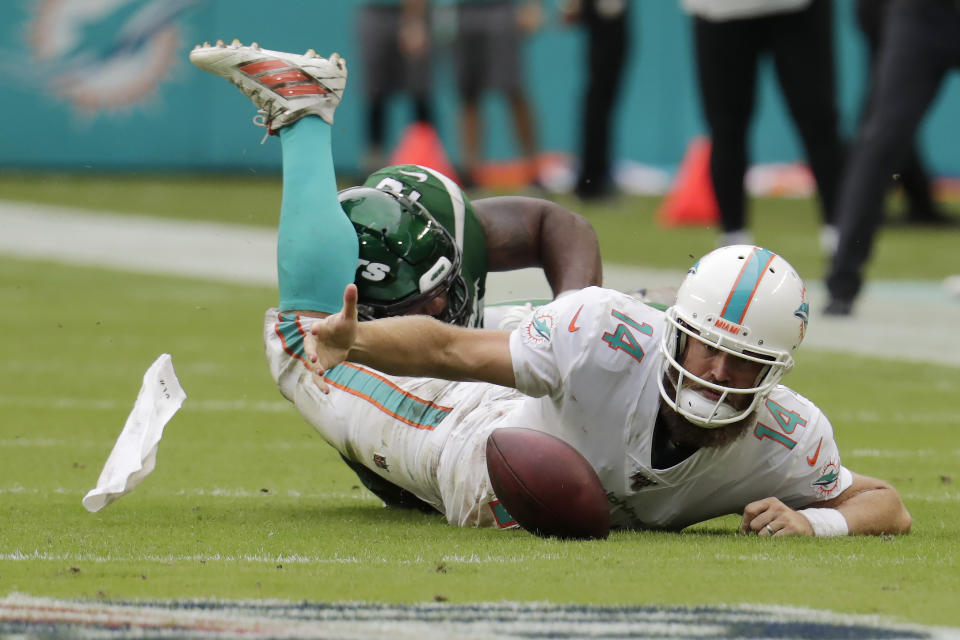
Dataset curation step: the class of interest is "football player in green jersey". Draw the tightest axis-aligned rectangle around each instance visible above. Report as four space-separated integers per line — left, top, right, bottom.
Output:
191 40 601 510
343 163 601 329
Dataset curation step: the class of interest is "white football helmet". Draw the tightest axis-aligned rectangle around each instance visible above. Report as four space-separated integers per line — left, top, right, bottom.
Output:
658 245 809 427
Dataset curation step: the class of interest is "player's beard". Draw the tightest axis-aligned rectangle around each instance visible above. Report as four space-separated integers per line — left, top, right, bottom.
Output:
659 373 754 449
658 403 753 449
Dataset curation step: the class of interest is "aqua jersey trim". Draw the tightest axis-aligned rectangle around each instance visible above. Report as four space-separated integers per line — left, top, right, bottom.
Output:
720 247 776 324
276 315 452 430
275 312 310 366
324 362 452 430
488 500 517 529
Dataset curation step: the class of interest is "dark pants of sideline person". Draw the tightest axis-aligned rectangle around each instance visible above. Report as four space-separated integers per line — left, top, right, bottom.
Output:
575 0 630 200
826 0 960 311
692 0 843 234
855 0 940 223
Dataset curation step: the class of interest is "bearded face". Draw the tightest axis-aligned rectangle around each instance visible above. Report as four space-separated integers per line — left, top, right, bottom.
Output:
658 384 755 450
658 336 766 448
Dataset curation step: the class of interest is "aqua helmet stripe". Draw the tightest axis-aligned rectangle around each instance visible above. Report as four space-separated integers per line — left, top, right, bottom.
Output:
719 247 777 325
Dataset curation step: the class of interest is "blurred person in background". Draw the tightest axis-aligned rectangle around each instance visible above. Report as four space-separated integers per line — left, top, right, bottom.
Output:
561 0 631 202
854 0 955 227
356 0 434 174
681 0 845 254
826 0 960 316
446 0 543 189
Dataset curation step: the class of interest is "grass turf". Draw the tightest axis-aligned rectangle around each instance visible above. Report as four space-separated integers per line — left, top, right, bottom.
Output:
1 175 959 627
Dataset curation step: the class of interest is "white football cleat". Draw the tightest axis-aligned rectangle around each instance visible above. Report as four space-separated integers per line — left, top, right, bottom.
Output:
189 39 347 132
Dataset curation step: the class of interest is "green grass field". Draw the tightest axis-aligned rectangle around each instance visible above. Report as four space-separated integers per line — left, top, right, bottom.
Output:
1 175 959 631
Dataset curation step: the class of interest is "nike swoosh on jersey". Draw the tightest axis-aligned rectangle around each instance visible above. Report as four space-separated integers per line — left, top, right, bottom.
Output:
398 169 429 182
807 437 823 466
568 305 583 332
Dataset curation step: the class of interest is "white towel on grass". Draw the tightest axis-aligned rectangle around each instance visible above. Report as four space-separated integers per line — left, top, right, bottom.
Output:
82 354 186 513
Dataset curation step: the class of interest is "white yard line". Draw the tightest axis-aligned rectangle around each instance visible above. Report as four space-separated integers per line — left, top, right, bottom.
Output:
3 199 959 366
0 200 276 285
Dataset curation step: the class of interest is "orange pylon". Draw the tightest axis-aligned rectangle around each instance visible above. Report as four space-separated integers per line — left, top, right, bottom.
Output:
656 137 720 227
389 122 460 185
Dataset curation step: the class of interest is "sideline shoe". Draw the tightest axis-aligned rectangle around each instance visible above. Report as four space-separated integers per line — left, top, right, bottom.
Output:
823 297 853 317
189 39 346 131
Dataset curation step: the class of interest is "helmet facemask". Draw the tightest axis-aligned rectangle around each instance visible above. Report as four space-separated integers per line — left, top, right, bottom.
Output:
657 245 807 428
339 187 471 325
658 309 793 427
355 260 470 324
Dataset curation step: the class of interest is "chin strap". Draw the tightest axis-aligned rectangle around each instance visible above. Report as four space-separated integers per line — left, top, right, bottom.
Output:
675 387 738 427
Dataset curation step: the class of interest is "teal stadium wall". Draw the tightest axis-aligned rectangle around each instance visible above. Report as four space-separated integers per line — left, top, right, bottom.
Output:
2 0 960 176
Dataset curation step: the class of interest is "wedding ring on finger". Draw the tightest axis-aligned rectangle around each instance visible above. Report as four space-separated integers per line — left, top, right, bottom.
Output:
764 524 776 535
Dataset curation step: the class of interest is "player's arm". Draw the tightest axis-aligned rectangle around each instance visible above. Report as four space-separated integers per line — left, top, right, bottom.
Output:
473 196 602 296
305 284 517 390
740 473 912 537
809 472 911 535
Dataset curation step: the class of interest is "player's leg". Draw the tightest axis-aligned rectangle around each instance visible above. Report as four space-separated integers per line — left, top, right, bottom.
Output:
453 5 485 186
827 2 951 310
691 17 760 241
276 117 358 312
357 4 402 173
436 388 530 529
771 0 844 234
576 4 629 200
189 40 357 313
485 3 538 185
191 39 440 514
291 363 459 512
339 455 437 512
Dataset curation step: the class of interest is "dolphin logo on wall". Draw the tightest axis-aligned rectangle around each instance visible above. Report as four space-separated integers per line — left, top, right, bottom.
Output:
26 0 201 113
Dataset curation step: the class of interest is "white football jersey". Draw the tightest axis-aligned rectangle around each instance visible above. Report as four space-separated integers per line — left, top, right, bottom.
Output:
509 287 852 530
263 284 852 532
263 308 529 528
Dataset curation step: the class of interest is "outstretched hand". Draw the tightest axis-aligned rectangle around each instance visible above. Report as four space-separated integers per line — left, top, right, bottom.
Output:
304 284 360 393
740 497 814 537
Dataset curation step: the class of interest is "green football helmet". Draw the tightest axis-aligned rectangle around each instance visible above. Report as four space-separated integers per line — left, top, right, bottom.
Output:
363 164 488 327
338 186 471 325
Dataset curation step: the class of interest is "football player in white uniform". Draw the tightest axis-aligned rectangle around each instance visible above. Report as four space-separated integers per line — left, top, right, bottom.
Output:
304 245 912 537
189 40 601 512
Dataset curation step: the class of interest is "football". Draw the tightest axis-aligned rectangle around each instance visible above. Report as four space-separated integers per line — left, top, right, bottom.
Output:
485 427 610 540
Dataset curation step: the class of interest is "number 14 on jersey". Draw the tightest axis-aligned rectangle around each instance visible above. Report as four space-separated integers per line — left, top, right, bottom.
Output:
601 309 654 363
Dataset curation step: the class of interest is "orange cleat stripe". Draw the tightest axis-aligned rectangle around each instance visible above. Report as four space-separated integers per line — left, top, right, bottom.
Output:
260 70 309 85
239 59 288 75
273 84 328 97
